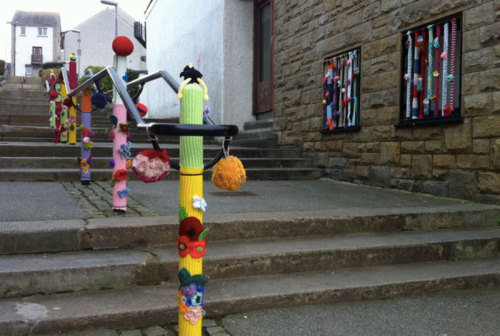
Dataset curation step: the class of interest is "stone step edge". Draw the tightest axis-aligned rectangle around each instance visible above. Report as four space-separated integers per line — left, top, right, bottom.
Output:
0 227 498 299
1 205 499 254
0 258 498 335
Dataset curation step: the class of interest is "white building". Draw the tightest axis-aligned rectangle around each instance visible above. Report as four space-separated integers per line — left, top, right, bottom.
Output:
62 8 147 76
10 11 61 77
143 0 268 129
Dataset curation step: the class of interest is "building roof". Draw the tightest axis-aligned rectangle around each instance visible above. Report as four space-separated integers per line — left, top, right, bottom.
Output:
11 10 61 27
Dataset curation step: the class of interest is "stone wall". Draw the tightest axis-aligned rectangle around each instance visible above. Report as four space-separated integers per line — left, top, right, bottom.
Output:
273 0 500 203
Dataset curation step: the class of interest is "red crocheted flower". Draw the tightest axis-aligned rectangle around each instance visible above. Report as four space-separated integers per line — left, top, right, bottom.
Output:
113 169 129 181
178 236 206 258
119 123 129 133
179 217 204 241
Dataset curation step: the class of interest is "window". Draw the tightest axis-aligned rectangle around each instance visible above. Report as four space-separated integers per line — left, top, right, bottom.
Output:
254 0 273 114
38 27 48 36
20 26 26 35
321 48 361 132
399 15 462 127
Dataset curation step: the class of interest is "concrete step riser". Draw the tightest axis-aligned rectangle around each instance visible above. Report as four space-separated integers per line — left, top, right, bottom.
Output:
0 168 322 182
0 146 302 158
0 258 498 334
0 236 498 299
2 209 499 255
0 157 312 169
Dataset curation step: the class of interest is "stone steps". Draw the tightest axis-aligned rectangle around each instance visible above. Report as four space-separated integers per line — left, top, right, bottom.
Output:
0 142 303 158
1 226 499 299
0 257 498 335
0 196 497 333
2 206 498 254
0 167 323 181
0 156 312 169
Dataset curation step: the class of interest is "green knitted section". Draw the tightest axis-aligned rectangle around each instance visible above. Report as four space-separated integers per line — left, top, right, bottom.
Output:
180 83 204 169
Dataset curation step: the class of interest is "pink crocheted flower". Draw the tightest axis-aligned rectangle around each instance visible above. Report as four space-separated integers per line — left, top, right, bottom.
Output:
132 149 170 183
184 306 203 325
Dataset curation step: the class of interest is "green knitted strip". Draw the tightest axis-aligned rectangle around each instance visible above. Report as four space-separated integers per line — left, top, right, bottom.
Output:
180 83 204 169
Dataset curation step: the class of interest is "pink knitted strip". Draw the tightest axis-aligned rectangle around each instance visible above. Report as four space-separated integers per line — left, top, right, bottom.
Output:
450 17 457 112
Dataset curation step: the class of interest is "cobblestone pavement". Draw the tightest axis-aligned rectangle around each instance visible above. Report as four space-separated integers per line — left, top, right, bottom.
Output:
61 181 159 218
63 319 231 336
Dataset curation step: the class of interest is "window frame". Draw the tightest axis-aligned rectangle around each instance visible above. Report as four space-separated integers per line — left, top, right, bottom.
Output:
320 47 362 134
37 27 48 37
396 14 463 128
20 26 26 36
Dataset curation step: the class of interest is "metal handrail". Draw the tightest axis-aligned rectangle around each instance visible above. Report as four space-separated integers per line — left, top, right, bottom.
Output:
63 66 238 171
126 70 179 93
66 66 145 126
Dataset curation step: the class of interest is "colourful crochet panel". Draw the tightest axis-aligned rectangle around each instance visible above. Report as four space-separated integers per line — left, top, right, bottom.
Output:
322 48 361 132
401 15 462 123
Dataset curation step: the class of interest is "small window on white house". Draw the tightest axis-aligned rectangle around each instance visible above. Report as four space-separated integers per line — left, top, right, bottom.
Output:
37 27 48 36
20 26 26 35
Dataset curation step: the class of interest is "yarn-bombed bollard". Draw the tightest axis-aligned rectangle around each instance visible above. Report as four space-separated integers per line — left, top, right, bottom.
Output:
59 77 68 143
177 68 207 336
80 84 92 185
111 36 134 213
67 53 78 145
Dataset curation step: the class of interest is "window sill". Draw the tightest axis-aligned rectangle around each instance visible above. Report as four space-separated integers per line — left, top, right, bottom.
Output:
394 116 463 128
321 125 361 134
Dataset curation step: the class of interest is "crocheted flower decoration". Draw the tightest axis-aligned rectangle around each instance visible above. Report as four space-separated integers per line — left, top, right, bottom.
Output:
79 158 90 171
119 122 130 133
118 142 132 159
113 169 129 182
177 268 208 324
84 141 94 150
212 155 246 191
177 216 209 258
117 187 130 198
184 306 203 325
192 195 207 212
131 149 171 183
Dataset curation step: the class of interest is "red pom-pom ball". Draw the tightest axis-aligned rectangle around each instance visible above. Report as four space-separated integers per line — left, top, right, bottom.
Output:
135 103 148 117
49 89 59 100
112 36 134 56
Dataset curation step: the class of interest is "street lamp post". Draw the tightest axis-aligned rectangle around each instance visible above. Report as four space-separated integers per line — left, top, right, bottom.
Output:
100 0 118 38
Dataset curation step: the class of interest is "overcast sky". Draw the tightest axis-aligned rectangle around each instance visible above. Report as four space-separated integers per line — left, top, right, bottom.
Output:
0 0 148 62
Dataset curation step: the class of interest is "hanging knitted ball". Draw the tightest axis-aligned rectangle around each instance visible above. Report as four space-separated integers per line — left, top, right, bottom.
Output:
91 92 108 109
212 155 246 191
132 148 171 183
112 36 134 56
49 89 59 100
135 103 148 117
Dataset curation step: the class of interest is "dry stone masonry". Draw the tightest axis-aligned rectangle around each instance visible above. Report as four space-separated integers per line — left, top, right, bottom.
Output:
273 0 500 203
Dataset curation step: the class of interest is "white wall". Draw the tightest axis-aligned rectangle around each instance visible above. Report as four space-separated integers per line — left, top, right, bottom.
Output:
144 0 224 122
62 9 146 75
223 0 254 128
144 0 255 129
15 26 54 76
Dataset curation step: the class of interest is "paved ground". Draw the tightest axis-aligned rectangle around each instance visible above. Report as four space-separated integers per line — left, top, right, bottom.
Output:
221 287 500 336
0 178 479 222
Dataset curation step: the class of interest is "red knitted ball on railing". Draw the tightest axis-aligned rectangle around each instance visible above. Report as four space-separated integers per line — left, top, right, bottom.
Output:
49 89 59 100
135 103 148 117
112 36 134 56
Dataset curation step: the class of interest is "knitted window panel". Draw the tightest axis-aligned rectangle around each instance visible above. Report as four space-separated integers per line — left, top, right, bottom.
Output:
322 48 361 132
400 15 462 123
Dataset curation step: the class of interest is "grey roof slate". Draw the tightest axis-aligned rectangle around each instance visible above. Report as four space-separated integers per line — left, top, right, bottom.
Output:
11 10 61 27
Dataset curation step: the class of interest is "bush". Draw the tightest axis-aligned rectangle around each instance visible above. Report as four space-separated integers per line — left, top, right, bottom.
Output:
42 62 64 70
40 68 61 83
84 65 140 97
0 60 5 75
